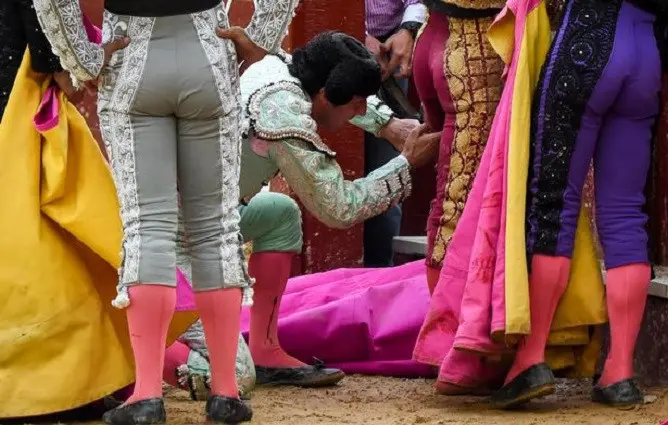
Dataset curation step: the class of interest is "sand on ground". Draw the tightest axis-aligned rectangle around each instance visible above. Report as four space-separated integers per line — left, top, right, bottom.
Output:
47 376 668 425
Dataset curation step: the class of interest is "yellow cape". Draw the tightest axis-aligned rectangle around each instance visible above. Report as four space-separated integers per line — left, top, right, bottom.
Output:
488 1 607 376
0 51 197 418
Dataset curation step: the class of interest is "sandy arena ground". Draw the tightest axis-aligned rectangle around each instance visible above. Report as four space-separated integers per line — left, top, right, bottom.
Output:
42 376 668 425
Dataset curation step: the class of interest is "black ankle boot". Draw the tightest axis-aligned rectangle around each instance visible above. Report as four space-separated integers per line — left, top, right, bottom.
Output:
205 396 253 424
102 398 166 425
488 363 556 409
592 379 644 408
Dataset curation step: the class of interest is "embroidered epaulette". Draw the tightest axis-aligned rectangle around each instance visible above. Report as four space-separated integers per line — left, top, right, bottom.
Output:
246 81 336 158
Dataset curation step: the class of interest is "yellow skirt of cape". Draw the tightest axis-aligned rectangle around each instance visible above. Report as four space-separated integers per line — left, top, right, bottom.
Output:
488 2 607 376
0 51 197 418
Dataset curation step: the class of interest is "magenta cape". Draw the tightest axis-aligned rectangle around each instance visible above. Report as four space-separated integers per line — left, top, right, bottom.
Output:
176 261 435 377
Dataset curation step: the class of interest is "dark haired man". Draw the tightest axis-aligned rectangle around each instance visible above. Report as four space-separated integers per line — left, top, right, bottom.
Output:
168 30 439 395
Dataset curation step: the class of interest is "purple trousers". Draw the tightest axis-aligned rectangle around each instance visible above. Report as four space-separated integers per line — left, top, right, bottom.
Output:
528 0 661 269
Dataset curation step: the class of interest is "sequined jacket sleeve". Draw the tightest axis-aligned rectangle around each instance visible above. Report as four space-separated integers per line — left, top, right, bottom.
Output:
349 95 395 137
32 0 104 83
268 139 411 229
246 0 300 54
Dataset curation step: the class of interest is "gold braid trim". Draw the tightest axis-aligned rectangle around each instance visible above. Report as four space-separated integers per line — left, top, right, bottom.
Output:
429 16 504 267
434 0 506 12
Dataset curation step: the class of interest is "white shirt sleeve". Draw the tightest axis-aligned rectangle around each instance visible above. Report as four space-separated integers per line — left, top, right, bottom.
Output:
402 3 427 24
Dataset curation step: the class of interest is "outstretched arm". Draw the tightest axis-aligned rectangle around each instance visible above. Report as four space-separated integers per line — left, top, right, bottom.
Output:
32 0 103 83
350 95 422 153
245 0 300 54
268 138 411 229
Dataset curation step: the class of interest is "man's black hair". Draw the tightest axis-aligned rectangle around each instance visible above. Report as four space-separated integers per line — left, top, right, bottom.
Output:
288 31 382 106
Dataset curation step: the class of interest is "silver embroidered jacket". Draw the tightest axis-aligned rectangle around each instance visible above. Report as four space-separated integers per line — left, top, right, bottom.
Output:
32 0 300 85
239 55 412 229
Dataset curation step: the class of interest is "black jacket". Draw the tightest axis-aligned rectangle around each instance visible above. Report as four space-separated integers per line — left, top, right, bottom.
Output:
0 0 62 120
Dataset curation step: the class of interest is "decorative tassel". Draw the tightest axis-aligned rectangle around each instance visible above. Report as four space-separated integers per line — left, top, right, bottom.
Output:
112 285 130 309
242 281 255 307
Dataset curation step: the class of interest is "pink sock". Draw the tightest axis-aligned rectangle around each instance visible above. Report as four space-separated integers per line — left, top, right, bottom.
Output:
195 288 242 398
249 252 305 368
598 263 650 387
125 285 176 404
164 341 191 389
505 255 570 384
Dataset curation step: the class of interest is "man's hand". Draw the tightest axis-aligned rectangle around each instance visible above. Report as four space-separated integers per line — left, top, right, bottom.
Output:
365 34 389 80
53 71 83 103
402 124 440 168
217 26 268 74
378 118 421 151
383 29 414 80
83 37 130 90
103 37 131 67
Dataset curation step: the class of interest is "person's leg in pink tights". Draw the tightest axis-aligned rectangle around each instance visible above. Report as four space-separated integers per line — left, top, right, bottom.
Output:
249 251 346 386
506 255 569 383
489 255 569 408
125 285 177 404
589 18 657 403
195 289 243 398
239 192 344 387
102 285 176 424
249 252 304 368
598 264 649 387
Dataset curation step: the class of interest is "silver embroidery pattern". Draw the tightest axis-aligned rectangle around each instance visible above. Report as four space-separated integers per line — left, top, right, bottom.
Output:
191 7 253 298
247 82 337 157
349 95 395 136
269 141 412 229
98 13 155 291
33 0 104 85
245 0 300 53
176 207 193 283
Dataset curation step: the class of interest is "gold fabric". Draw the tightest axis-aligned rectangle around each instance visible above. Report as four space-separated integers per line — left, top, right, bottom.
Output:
435 0 507 12
0 51 196 417
430 16 504 266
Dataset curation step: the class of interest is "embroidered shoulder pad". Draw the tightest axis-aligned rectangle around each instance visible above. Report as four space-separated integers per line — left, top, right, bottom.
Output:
247 81 336 157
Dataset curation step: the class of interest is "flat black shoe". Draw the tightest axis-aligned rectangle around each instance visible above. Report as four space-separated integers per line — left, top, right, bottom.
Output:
592 379 643 408
205 396 252 424
255 359 345 387
102 399 166 425
488 363 555 409
102 395 124 410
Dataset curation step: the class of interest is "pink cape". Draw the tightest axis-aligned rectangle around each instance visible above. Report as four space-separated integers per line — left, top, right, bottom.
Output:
176 261 436 377
412 0 542 388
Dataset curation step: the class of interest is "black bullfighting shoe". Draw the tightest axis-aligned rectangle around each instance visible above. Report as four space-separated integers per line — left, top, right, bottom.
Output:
255 359 345 387
102 398 166 425
592 378 643 408
488 363 556 409
205 396 253 424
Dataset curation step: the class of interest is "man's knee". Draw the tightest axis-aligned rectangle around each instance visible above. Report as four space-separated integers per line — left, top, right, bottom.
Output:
246 192 303 253
272 193 302 228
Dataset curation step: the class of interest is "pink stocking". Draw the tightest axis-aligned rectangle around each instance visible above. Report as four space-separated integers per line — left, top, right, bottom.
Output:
505 255 570 384
125 285 176 404
249 252 305 368
598 263 650 386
